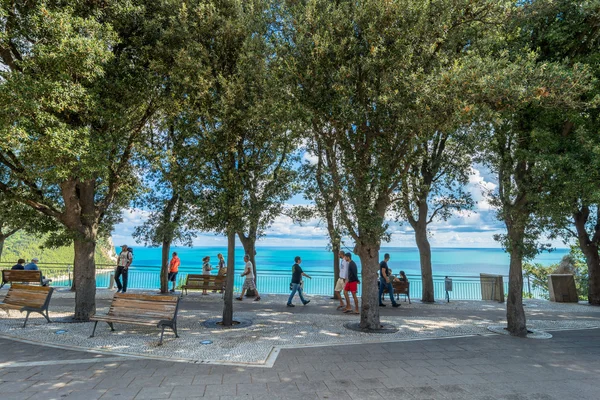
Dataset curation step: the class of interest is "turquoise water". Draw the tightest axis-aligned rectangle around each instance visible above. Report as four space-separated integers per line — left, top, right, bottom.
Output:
123 246 569 277
86 246 567 300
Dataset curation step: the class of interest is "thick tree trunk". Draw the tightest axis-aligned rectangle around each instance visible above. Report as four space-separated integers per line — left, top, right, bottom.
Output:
415 223 434 302
73 237 97 321
506 232 527 337
585 248 600 305
222 229 236 326
160 240 171 294
71 253 76 292
239 234 257 297
0 236 5 262
356 243 381 330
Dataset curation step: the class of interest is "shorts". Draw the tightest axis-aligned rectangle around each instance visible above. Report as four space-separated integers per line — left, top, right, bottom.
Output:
344 281 358 293
168 272 178 282
335 278 346 292
242 278 256 290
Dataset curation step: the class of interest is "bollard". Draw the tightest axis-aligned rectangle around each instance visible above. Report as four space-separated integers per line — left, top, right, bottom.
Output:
108 273 114 289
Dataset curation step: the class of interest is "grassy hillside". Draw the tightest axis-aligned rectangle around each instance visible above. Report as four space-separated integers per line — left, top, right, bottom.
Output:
1 230 116 266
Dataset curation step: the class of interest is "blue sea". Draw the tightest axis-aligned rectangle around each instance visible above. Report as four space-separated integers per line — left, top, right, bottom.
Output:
91 246 568 300
124 246 569 277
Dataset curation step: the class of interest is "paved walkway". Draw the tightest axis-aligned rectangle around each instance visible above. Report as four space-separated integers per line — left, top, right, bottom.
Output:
0 328 599 399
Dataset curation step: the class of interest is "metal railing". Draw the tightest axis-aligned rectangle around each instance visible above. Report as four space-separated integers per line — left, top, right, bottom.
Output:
0 262 549 300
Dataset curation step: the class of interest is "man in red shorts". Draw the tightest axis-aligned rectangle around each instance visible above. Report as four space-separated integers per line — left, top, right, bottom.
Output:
343 253 360 314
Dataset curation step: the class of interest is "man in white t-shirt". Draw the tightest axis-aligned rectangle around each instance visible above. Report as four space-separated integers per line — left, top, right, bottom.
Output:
115 245 132 293
236 255 261 301
335 250 349 310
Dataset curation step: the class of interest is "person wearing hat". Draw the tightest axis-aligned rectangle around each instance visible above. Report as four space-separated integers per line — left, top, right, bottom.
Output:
24 257 40 270
115 245 133 293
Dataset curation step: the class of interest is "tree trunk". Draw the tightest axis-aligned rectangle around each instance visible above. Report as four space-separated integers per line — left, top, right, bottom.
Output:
71 253 77 292
506 230 527 337
222 229 236 326
584 248 600 305
0 236 5 262
332 243 340 296
73 237 97 321
415 223 434 302
356 243 381 330
238 234 257 297
160 240 171 294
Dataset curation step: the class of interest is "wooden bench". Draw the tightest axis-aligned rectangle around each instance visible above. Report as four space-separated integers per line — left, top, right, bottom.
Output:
89 293 180 345
0 270 44 289
0 284 54 327
383 280 411 304
181 274 226 296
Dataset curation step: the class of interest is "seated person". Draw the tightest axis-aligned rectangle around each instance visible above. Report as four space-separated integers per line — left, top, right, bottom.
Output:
398 270 408 282
11 259 26 270
24 257 39 270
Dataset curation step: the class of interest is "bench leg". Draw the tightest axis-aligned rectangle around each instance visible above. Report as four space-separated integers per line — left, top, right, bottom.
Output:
107 322 115 332
407 295 411 304
43 309 51 323
172 322 179 338
159 326 165 346
23 311 31 328
90 321 99 338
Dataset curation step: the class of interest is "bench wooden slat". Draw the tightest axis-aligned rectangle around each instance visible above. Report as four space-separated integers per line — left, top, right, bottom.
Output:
0 284 53 327
1 270 43 286
181 275 226 294
89 292 180 345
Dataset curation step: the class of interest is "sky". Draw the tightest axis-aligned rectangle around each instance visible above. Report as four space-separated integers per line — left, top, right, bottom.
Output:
111 164 568 249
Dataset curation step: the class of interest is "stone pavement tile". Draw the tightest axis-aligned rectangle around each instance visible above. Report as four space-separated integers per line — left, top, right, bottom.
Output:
346 389 385 399
425 359 454 368
169 385 206 398
425 367 461 376
182 366 212 376
435 384 471 398
278 372 309 382
94 376 135 389
203 383 237 397
250 371 280 383
356 369 387 379
470 364 504 374
405 367 437 377
316 391 351 400
375 388 417 400
288 363 316 372
222 373 252 384
324 379 358 391
404 386 445 399
379 377 411 389
403 360 432 368
447 365 482 375
64 389 108 400
0 392 35 400
359 362 387 370
312 363 341 372
267 381 299 392
128 376 165 388
237 383 268 395
99 387 142 399
453 374 488 385
0 380 37 392
330 369 359 380
425 375 467 386
350 379 383 390
296 381 328 392
495 395 557 400
134 386 174 399
381 368 412 379
24 380 69 392
192 373 223 385
124 368 158 378
0 369 39 381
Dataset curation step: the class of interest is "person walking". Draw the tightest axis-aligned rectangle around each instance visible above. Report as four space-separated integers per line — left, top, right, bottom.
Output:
343 253 360 314
217 253 227 276
287 256 311 307
115 245 132 293
236 255 261 301
168 252 180 293
335 250 348 310
378 253 400 308
202 256 212 295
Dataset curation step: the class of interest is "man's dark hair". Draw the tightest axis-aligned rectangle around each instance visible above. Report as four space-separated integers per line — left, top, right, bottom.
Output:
345 252 352 259
384 253 390 259
294 256 301 263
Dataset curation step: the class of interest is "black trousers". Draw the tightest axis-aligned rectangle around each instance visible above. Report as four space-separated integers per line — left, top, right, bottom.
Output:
115 266 128 292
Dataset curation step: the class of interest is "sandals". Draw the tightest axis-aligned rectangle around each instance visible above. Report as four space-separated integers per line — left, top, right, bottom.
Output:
343 309 353 313
336 305 346 310
254 296 261 301
235 297 242 301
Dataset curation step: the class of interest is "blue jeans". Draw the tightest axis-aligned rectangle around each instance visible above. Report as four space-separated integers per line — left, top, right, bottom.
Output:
288 283 307 305
379 277 397 305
